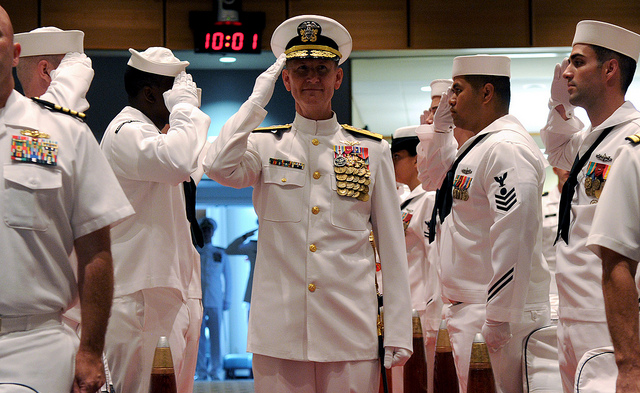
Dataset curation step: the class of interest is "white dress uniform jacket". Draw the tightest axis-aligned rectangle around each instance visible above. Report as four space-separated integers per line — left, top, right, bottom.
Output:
203 100 412 362
0 90 133 315
100 104 209 299
541 102 640 322
418 115 550 323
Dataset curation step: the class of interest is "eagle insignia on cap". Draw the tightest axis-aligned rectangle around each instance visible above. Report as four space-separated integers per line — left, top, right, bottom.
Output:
298 21 320 43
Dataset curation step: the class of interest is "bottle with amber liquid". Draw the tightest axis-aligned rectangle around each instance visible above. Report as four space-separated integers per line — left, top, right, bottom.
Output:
403 309 428 392
434 319 459 393
467 333 496 393
149 336 177 393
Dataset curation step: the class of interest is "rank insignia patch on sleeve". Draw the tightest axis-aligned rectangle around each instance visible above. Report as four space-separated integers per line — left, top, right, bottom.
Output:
494 172 517 212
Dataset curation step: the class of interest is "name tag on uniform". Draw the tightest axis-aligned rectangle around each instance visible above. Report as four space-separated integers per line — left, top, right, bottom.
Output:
11 134 58 166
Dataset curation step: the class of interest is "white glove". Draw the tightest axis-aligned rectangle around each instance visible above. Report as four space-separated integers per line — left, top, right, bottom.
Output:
481 320 512 353
383 346 412 369
433 87 454 133
248 53 287 108
548 57 575 118
55 52 91 70
163 71 198 112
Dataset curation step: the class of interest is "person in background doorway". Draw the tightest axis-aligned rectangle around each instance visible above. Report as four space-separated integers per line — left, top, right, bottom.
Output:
196 218 232 381
226 224 258 314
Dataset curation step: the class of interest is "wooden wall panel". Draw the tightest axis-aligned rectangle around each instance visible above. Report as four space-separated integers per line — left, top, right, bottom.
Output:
410 0 530 49
3 0 39 34
532 0 640 47
166 0 213 49
288 0 408 50
166 0 288 51
243 0 288 50
41 0 164 50
10 1 640 51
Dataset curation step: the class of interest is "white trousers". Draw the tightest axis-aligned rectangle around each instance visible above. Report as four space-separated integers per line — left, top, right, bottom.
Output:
0 323 78 392
556 319 611 393
170 297 202 393
104 287 183 393
252 354 380 393
446 302 550 393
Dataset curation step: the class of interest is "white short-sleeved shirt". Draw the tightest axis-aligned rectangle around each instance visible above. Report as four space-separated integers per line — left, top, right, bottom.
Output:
0 90 133 316
587 140 640 262
542 102 640 321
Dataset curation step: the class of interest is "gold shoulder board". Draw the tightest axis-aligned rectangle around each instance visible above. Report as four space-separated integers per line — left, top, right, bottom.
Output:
252 124 292 133
31 97 86 121
625 132 640 144
342 124 383 141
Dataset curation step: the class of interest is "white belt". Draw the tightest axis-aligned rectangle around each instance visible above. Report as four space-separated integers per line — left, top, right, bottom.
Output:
0 311 62 335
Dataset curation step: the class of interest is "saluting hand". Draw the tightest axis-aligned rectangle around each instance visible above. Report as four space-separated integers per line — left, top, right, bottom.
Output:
163 71 199 112
248 53 287 108
433 87 454 133
549 58 574 119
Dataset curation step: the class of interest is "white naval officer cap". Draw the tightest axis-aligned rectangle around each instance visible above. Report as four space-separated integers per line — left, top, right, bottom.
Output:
15 27 84 57
271 15 352 65
391 125 419 152
430 79 453 98
452 55 510 78
572 20 640 63
127 47 189 77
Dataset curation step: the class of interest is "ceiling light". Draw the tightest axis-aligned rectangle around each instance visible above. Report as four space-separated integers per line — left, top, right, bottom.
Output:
504 53 560 59
420 86 431 92
219 56 237 63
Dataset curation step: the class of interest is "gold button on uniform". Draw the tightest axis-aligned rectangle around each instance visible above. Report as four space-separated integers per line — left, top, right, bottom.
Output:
309 244 317 252
312 206 320 214
308 283 316 292
312 138 319 146
313 171 321 179
281 178 287 183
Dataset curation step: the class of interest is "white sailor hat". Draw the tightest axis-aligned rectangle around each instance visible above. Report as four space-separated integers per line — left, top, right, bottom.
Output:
572 20 640 63
452 55 510 78
391 125 419 152
430 79 453 98
271 15 352 65
15 27 84 57
127 47 189 77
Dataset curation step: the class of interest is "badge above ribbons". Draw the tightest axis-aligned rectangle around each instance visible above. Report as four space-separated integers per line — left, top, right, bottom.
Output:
333 144 371 201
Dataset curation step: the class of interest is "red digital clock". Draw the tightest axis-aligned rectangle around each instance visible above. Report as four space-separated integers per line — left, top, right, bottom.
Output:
194 23 262 54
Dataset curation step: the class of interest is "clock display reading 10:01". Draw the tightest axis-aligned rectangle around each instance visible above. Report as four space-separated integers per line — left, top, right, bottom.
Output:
196 25 262 54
